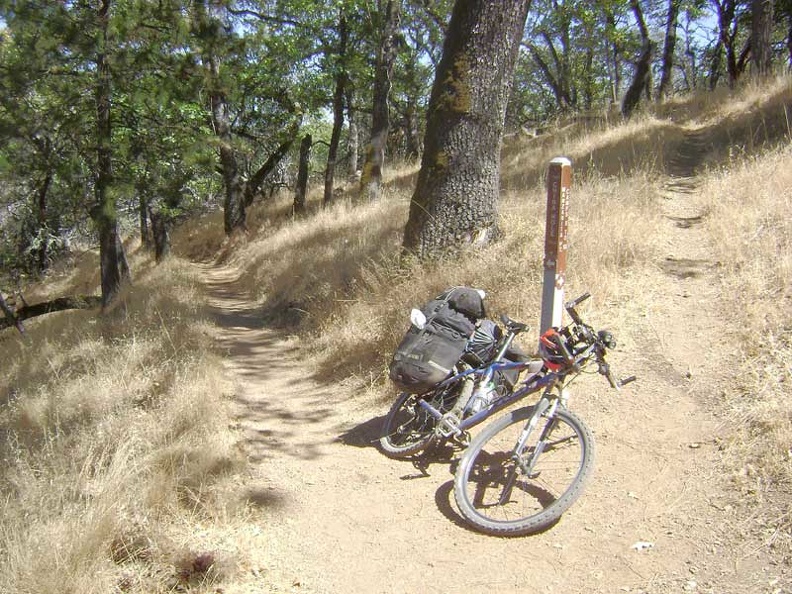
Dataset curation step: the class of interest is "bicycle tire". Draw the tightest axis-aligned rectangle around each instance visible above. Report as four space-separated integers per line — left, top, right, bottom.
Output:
379 391 436 458
453 405 595 536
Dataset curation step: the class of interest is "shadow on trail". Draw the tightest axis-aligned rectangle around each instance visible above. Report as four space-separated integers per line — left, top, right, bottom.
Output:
434 480 471 531
435 477 561 537
232 382 340 463
337 414 385 448
206 305 267 330
243 485 291 511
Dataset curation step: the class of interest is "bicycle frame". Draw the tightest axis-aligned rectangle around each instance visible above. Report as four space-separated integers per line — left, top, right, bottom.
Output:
407 292 634 446
417 358 558 439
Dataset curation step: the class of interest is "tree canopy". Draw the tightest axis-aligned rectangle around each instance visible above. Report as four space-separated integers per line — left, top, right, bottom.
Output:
0 0 789 284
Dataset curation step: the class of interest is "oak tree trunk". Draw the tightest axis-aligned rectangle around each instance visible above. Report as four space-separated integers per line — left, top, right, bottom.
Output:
622 0 654 117
193 0 246 235
360 0 401 202
751 0 774 77
294 133 312 216
150 209 170 263
402 0 531 258
243 122 299 207
346 88 359 179
1 294 103 332
35 171 52 272
658 0 681 99
323 14 348 207
139 190 152 249
93 0 130 310
211 76 246 235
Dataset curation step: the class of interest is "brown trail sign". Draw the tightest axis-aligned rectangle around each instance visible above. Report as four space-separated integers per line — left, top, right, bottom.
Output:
540 157 572 335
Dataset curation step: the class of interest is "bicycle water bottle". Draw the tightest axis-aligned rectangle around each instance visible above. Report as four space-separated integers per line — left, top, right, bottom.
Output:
469 379 497 413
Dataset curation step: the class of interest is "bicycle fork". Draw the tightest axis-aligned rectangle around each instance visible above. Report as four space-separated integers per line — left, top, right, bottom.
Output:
498 395 561 505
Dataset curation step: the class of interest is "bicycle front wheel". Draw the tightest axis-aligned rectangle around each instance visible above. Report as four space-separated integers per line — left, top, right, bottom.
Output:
453 406 595 536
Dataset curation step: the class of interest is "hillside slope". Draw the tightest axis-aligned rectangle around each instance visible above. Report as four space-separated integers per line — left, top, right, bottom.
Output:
198 123 789 592
2 81 789 593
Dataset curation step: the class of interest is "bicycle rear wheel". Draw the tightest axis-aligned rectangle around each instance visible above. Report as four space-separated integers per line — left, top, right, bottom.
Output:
453 405 594 536
379 384 458 458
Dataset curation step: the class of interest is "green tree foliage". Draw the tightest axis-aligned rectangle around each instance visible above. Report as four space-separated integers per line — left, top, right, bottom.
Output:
389 0 452 159
0 1 213 280
0 0 783 289
0 2 99 275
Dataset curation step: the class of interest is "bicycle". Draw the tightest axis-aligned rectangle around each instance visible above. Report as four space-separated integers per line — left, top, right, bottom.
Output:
452 293 635 536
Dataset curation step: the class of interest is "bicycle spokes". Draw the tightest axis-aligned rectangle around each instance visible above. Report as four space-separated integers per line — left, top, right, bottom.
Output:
456 409 591 533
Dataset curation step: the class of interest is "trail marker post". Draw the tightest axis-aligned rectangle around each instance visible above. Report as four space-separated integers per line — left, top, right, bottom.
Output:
540 157 572 334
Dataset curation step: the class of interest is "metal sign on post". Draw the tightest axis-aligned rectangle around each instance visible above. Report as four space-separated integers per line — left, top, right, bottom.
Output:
540 157 572 334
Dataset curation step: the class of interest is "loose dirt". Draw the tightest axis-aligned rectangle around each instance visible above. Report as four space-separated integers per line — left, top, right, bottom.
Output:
198 142 788 593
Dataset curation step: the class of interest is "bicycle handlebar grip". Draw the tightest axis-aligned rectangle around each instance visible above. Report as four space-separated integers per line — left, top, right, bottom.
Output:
566 292 591 309
619 375 637 387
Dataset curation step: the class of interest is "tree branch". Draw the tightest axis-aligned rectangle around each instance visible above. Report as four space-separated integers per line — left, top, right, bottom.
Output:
243 120 301 206
226 8 314 33
0 295 102 332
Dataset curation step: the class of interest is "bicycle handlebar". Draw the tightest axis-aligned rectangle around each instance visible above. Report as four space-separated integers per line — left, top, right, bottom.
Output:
561 293 637 391
497 292 636 391
564 292 590 326
566 292 591 310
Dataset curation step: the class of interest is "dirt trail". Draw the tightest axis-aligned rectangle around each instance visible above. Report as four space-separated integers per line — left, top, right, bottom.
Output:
198 137 785 593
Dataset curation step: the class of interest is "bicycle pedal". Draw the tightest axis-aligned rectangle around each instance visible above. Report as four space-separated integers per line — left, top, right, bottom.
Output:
437 412 462 438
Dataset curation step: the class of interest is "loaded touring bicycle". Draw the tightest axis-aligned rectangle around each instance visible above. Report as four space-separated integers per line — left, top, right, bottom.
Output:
381 288 634 535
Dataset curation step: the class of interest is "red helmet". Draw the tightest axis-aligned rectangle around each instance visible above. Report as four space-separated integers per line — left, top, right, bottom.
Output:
539 328 568 371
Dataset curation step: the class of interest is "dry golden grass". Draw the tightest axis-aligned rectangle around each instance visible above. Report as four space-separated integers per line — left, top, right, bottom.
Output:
2 74 790 591
502 113 677 189
1 250 245 593
698 145 792 527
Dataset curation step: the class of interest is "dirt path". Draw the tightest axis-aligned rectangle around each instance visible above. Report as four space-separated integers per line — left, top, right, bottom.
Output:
198 146 786 593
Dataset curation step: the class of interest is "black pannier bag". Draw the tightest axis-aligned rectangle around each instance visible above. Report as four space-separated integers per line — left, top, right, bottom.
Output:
389 287 485 394
445 286 486 319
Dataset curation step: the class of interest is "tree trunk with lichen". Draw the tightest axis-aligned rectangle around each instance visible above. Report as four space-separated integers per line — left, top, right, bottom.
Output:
93 0 131 309
360 0 401 202
402 0 531 259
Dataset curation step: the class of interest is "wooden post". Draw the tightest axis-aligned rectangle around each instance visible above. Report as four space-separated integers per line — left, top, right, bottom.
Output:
540 157 572 334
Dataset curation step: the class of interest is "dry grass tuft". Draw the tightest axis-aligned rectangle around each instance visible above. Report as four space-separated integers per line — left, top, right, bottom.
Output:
503 113 678 189
699 144 792 548
0 252 245 593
